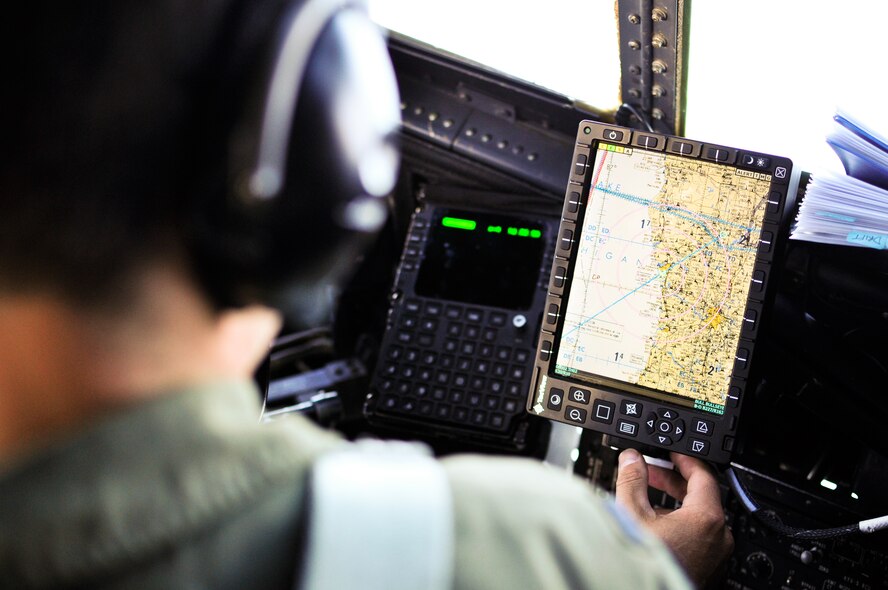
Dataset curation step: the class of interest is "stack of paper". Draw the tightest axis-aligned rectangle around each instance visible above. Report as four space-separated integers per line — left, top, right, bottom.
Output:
791 109 888 249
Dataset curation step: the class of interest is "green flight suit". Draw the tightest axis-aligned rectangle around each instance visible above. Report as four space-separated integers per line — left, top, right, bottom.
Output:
0 381 690 589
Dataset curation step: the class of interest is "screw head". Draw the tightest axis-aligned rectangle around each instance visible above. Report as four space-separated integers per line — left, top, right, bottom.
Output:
628 13 640 24
652 7 668 21
628 40 641 50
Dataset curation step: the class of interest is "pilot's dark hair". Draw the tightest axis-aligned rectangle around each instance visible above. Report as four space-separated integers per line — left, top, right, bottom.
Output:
0 0 284 307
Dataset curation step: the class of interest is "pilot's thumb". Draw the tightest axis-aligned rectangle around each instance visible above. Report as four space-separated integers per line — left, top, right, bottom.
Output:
614 449 655 522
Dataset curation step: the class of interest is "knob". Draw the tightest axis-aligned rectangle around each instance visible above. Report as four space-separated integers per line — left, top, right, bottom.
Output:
745 551 774 580
512 314 527 329
800 547 822 565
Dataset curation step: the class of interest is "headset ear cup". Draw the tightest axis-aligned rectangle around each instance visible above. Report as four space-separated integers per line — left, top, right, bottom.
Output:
193 0 400 326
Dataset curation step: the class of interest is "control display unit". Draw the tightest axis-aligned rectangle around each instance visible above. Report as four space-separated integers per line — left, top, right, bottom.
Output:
528 121 792 463
367 204 558 449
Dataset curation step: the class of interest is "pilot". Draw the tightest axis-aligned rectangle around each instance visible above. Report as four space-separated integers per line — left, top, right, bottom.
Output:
0 1 732 588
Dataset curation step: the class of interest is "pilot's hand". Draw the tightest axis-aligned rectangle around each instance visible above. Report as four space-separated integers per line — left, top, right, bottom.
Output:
615 449 734 588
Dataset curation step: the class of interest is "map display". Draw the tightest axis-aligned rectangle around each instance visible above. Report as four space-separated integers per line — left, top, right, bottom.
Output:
554 143 773 414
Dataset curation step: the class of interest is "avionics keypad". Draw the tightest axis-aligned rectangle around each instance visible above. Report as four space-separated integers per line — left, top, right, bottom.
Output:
367 205 559 449
375 299 531 433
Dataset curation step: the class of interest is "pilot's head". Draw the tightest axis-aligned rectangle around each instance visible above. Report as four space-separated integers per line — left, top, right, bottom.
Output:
0 0 400 327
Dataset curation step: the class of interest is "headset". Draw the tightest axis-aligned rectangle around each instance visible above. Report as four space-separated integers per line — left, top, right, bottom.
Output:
191 0 401 327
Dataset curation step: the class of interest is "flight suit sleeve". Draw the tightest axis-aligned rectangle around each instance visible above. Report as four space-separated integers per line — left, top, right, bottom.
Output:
442 455 692 590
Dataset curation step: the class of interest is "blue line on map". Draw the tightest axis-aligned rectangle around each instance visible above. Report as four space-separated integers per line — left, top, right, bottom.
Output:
594 184 758 233
564 235 719 339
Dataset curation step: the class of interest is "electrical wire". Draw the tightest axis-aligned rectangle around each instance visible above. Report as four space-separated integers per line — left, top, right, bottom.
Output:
726 467 888 539
617 103 655 133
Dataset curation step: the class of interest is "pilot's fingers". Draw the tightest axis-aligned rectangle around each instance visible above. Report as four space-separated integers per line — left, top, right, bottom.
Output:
647 463 688 502
669 452 723 511
615 449 656 522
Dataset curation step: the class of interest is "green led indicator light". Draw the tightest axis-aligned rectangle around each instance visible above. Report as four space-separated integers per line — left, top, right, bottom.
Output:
518 228 530 237
487 225 502 233
442 217 476 231
530 229 542 239
507 227 518 236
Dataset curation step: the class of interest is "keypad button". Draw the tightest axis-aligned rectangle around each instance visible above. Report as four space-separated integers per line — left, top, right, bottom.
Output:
565 405 587 424
404 300 421 314
474 360 490 374
465 325 481 340
470 376 486 391
506 382 523 397
658 408 678 420
617 420 638 437
490 313 507 327
435 404 451 419
453 374 468 388
478 344 494 357
687 438 710 456
447 323 463 337
387 346 403 360
453 408 469 423
503 399 519 414
592 400 615 424
620 400 643 417
645 412 657 434
673 419 686 441
405 349 420 363
457 357 472 371
655 434 673 446
449 390 465 404
691 418 714 437
569 387 591 404
547 388 564 410
485 396 500 410
489 380 504 395
490 413 505 429
514 350 530 364
466 309 483 323
432 387 447 401
425 302 442 316
656 420 673 434
497 347 511 361
445 306 461 319
467 393 481 407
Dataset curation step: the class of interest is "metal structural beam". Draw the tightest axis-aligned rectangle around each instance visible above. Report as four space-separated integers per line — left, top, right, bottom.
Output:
617 0 690 135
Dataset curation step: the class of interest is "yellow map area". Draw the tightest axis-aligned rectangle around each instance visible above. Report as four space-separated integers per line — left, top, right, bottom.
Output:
557 144 772 410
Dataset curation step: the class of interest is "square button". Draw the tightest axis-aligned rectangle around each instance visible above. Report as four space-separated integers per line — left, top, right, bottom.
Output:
692 418 714 437
565 405 587 424
687 438 710 456
592 400 615 424
617 420 638 437
547 388 564 410
620 400 643 417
